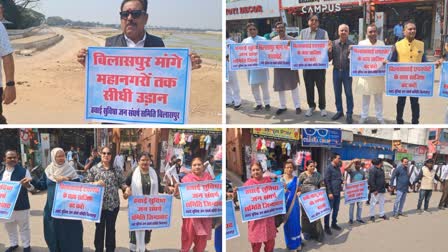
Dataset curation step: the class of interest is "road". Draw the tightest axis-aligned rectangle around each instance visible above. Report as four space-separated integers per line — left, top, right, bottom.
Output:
0 190 218 251
3 27 221 124
226 67 445 124
228 191 448 252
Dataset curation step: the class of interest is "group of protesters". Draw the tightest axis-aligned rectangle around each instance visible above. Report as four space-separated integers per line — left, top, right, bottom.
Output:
1 147 220 252
232 153 448 252
226 13 445 124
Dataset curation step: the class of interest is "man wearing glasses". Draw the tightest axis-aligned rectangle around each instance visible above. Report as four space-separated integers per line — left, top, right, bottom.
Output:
298 14 329 118
77 0 201 69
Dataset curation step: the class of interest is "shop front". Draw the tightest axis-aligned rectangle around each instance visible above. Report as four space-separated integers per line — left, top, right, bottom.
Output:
159 129 222 176
281 0 363 41
226 0 281 42
373 0 440 49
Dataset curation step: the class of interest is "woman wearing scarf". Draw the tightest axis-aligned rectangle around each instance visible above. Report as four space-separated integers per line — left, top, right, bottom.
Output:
123 152 164 252
43 147 83 252
280 160 302 252
299 160 325 242
178 157 214 252
85 146 127 252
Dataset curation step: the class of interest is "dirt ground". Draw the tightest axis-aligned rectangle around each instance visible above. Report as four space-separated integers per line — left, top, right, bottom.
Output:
3 27 222 124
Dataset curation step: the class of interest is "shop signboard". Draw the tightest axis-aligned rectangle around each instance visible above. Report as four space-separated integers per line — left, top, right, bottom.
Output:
252 128 300 140
226 0 280 20
301 128 342 148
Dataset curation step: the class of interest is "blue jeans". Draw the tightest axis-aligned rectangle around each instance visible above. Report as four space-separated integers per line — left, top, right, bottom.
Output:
324 195 341 228
333 69 353 114
417 190 432 210
393 190 407 215
349 202 363 221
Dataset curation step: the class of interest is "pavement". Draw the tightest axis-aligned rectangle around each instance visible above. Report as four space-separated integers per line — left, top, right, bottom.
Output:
227 191 448 252
0 190 217 252
226 66 446 124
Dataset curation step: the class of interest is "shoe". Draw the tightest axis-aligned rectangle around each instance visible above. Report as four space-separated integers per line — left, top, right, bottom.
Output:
305 107 315 117
234 104 241 110
438 206 445 210
349 220 354 225
417 209 423 214
359 117 367 124
23 247 31 252
276 108 287 115
296 108 302 115
380 215 389 220
398 213 407 217
265 104 271 111
320 109 327 117
226 103 233 108
357 219 365 224
5 245 18 252
254 105 263 111
331 224 342 231
377 118 385 124
331 112 344 120
324 227 332 235
424 209 431 213
370 216 375 222
393 214 399 219
346 115 353 124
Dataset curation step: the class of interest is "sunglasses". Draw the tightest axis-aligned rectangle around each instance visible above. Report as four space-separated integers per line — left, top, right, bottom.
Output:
102 152 112 156
120 10 146 19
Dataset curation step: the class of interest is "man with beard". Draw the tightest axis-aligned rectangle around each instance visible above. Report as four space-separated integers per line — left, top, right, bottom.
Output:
77 0 201 69
1 150 34 252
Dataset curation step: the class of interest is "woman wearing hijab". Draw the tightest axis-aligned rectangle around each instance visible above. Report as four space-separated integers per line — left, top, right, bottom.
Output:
85 146 127 252
43 147 83 252
123 152 164 252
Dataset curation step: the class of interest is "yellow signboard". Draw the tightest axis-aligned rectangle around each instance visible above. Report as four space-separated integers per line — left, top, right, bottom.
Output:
252 128 300 140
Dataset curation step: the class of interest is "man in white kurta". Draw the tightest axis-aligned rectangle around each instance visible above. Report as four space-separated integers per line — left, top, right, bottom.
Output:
355 24 386 124
226 32 241 109
242 22 270 111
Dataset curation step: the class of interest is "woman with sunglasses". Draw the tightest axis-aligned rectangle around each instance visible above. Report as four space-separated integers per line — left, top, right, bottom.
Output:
123 152 165 252
43 148 83 252
85 146 127 252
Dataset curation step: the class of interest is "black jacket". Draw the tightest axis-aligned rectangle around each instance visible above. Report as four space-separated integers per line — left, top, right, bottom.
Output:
368 166 386 193
105 32 165 47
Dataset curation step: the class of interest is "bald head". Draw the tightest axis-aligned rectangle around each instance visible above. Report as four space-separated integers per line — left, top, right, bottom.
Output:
338 24 349 41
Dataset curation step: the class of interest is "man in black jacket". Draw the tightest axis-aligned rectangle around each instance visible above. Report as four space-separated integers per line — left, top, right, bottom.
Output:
368 158 389 222
324 153 343 235
77 0 201 68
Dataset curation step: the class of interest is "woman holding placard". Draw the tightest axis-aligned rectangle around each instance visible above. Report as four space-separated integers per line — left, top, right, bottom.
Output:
242 161 277 252
43 147 83 252
280 160 302 252
176 157 214 252
298 160 325 242
85 146 127 252
123 152 164 252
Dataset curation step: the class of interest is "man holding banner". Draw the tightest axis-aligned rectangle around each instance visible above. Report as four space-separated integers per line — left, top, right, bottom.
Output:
272 21 301 115
354 24 386 124
1 150 34 252
390 21 427 124
77 0 202 69
299 14 329 117
390 158 410 218
343 159 366 224
329 24 355 124
242 23 271 111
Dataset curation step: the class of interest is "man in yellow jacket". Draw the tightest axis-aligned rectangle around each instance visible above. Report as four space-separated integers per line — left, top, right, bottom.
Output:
390 21 427 124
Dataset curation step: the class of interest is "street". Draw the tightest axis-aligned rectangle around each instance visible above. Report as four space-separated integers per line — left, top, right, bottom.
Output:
0 190 218 252
228 191 448 252
4 27 221 124
226 66 446 124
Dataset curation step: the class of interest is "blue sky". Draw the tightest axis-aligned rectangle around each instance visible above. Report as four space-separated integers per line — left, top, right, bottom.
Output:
36 0 222 29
